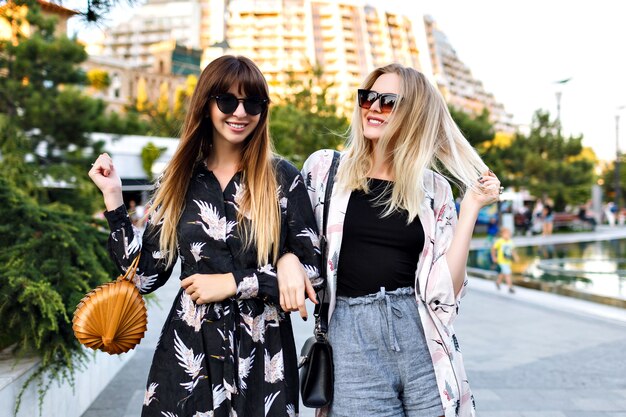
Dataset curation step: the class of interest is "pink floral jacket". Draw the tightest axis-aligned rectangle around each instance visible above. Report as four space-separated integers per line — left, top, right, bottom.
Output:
302 149 475 417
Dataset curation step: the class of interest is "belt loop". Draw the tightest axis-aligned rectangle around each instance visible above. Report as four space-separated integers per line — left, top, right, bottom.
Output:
382 288 400 352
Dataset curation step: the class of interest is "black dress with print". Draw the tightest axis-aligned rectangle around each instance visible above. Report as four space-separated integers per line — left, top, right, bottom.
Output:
104 159 321 417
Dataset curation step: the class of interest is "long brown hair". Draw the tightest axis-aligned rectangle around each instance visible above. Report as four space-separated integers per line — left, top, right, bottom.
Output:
147 55 280 267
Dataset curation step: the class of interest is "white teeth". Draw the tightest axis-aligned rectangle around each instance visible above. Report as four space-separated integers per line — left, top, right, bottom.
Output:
368 118 383 125
227 122 246 129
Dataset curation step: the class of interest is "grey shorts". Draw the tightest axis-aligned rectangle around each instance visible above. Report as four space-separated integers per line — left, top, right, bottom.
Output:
328 287 444 417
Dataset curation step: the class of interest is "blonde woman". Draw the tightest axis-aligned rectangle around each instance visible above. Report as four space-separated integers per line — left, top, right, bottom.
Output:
89 56 320 417
279 64 501 417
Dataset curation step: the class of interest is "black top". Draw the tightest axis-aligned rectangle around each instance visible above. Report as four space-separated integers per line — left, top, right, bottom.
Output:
104 159 321 417
337 178 425 297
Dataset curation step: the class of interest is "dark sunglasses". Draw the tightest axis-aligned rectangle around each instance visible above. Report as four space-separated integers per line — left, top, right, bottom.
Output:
357 89 399 114
210 93 269 116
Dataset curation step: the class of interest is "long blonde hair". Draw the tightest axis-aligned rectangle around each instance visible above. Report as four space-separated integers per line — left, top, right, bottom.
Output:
337 63 488 221
147 55 280 267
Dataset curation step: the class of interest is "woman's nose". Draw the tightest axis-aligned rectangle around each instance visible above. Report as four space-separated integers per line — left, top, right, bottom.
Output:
232 101 247 117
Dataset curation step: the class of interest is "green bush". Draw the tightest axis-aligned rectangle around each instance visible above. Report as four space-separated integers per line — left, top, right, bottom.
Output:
0 177 116 413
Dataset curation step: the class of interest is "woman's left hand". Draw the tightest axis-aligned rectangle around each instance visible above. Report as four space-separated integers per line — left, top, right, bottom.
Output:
276 253 317 320
463 170 502 210
181 273 237 304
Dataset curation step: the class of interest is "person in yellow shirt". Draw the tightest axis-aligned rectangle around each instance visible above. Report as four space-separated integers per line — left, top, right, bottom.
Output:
491 227 518 293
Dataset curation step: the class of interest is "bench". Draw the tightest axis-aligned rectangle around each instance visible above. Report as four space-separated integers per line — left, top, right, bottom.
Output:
552 212 595 231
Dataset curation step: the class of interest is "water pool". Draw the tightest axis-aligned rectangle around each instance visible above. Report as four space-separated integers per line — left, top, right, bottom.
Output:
468 239 626 300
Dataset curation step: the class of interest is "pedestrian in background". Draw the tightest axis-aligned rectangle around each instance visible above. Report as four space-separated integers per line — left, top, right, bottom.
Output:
89 55 320 417
278 63 501 417
605 202 617 227
491 226 518 293
487 215 499 243
542 204 554 235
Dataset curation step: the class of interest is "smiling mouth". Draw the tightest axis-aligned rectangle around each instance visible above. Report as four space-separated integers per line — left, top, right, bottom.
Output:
367 117 385 125
226 121 247 129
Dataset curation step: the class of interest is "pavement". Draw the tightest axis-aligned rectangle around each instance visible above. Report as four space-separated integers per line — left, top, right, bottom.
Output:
82 227 626 417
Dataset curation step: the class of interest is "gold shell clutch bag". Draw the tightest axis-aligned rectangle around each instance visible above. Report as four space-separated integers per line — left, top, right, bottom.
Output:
73 255 148 354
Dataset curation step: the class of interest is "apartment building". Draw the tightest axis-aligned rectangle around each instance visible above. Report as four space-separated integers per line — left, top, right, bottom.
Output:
0 0 77 41
90 0 512 126
226 0 316 89
424 15 515 132
93 0 430 113
96 0 202 68
221 0 428 110
82 45 199 113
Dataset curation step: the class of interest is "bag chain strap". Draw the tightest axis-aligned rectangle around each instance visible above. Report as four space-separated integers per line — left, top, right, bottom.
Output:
314 151 340 341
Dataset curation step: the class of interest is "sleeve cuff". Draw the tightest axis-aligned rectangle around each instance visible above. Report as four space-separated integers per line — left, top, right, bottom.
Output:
232 270 260 299
103 204 130 230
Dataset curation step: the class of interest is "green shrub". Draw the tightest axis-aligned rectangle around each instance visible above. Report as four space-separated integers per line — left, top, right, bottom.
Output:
0 177 116 413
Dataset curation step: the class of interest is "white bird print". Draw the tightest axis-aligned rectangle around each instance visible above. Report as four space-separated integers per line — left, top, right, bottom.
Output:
227 182 250 219
212 384 228 409
289 175 302 192
263 305 281 328
192 199 236 241
286 404 296 417
223 378 237 397
264 349 284 383
302 264 320 280
240 311 266 343
125 229 142 258
132 271 158 293
177 292 207 332
192 412 213 417
189 242 206 262
161 412 178 417
238 348 256 390
174 330 205 393
264 392 280 416
152 250 164 260
216 329 234 353
237 275 258 299
180 376 201 393
258 263 277 277
276 186 288 210
143 382 158 406
297 228 321 253
310 275 324 288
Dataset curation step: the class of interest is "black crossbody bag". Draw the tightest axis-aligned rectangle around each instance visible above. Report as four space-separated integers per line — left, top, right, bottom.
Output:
299 151 340 408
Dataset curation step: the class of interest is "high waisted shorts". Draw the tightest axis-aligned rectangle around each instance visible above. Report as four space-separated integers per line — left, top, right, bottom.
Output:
327 287 443 417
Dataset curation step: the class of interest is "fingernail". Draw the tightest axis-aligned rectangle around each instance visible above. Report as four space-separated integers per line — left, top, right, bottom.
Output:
478 176 483 181
303 316 308 321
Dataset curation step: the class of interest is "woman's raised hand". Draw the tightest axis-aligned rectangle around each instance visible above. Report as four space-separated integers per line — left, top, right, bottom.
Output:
463 170 502 210
88 153 124 211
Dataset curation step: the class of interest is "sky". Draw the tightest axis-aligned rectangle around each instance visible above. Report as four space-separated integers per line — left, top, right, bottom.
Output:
411 0 626 161
67 0 626 161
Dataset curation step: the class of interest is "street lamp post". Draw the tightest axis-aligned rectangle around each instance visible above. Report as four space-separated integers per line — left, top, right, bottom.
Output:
617 113 621 209
616 106 626 210
555 91 562 134
554 78 571 135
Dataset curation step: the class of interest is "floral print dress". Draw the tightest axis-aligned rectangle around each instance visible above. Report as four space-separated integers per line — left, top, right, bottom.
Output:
104 159 321 417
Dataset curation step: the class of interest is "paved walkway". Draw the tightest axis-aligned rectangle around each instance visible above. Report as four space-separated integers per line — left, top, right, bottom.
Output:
83 228 626 417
